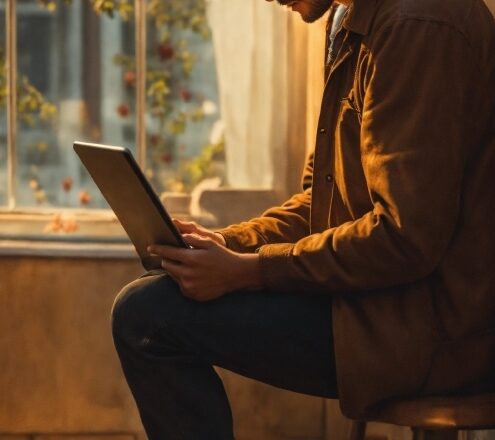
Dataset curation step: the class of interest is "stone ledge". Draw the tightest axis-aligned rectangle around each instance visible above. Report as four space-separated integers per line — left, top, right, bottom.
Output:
0 240 136 259
0 435 138 440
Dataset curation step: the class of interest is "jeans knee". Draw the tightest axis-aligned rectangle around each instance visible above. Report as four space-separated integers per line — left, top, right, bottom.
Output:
111 274 185 349
111 279 140 342
111 276 159 347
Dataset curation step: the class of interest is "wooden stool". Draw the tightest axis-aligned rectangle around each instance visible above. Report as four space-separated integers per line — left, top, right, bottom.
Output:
350 393 495 440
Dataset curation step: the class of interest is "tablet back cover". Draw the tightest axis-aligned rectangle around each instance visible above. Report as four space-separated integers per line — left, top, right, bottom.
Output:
74 142 186 270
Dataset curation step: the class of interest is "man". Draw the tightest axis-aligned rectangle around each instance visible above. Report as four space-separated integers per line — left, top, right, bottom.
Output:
111 0 495 438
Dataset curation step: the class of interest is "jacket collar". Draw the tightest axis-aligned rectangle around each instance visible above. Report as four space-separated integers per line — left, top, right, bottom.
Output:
343 0 378 36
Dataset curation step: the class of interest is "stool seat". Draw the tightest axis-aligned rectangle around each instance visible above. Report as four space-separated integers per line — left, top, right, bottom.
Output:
370 393 495 430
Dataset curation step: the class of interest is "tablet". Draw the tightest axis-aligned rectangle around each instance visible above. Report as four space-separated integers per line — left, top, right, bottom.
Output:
73 141 188 270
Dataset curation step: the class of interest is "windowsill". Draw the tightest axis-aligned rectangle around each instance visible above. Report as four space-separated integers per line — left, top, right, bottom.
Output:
0 188 283 258
0 211 136 258
0 239 136 259
0 210 127 240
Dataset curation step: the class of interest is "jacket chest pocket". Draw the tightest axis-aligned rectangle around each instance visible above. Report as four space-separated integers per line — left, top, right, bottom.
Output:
335 90 362 168
335 91 363 179
333 91 371 220
340 92 362 123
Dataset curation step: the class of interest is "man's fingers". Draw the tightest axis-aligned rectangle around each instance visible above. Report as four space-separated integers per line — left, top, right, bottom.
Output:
161 259 199 299
182 233 214 249
173 218 198 233
161 258 184 278
165 269 180 286
148 244 191 262
148 234 214 267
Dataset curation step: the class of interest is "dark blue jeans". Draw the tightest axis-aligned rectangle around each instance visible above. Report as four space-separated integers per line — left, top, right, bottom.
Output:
111 271 338 440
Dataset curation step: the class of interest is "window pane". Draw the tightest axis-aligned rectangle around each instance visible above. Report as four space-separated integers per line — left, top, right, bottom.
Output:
0 1 6 206
15 0 135 209
144 0 224 195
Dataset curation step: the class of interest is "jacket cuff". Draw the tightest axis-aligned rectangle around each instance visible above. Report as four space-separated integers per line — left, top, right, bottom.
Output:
258 243 295 290
215 227 247 253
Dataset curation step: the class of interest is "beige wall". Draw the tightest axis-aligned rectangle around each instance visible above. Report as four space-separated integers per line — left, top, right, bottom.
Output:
0 256 336 440
0 257 144 435
485 0 495 14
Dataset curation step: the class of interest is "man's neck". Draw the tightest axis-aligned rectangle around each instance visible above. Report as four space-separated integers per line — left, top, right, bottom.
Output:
336 0 353 6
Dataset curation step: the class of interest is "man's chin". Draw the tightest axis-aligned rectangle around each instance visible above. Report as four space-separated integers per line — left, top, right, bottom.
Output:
296 2 334 23
299 13 322 23
299 9 330 23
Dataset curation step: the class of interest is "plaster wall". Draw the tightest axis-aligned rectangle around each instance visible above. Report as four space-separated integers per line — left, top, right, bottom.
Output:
0 256 328 440
485 0 495 14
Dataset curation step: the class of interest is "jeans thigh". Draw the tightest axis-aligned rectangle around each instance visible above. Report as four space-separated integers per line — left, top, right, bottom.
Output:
114 271 338 399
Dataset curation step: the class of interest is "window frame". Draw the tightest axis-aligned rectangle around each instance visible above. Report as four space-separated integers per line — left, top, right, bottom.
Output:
5 0 17 210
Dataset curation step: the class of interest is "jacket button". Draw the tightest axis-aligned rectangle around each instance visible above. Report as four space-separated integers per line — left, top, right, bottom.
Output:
319 128 327 134
326 174 334 182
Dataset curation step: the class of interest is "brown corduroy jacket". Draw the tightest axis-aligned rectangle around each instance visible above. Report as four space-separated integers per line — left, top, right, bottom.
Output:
219 0 495 417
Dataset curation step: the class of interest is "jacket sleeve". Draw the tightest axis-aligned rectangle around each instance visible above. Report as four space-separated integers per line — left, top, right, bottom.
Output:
218 154 314 253
256 19 474 292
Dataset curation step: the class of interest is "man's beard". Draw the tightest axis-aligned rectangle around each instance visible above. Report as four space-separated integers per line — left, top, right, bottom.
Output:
276 0 334 23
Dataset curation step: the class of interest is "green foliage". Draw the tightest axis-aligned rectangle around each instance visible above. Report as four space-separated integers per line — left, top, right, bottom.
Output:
17 77 57 127
111 0 217 192
0 47 57 127
0 49 6 109
112 0 210 143
89 0 134 20
39 0 133 20
165 139 225 193
147 0 210 38
37 0 72 12
179 140 225 191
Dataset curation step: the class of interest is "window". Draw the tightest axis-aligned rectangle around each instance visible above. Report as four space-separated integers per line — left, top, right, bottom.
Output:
0 0 313 244
1 0 220 211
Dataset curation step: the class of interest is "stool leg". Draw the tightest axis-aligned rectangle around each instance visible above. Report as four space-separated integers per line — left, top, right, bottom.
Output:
412 428 424 440
349 420 367 440
412 428 458 440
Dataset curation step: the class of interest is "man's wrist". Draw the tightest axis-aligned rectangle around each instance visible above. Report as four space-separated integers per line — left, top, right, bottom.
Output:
214 232 227 247
238 253 262 290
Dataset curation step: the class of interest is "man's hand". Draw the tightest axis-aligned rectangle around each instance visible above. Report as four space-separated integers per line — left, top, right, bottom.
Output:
173 218 226 247
148 234 261 302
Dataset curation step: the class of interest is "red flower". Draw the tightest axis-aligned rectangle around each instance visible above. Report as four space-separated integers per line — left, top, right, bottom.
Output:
62 177 73 192
123 71 136 89
158 42 175 61
79 191 92 205
150 134 161 146
62 218 78 233
161 153 173 164
117 103 130 118
180 89 193 102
